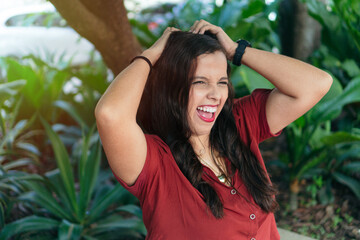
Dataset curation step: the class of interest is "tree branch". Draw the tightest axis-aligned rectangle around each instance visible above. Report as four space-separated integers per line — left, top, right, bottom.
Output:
49 0 142 75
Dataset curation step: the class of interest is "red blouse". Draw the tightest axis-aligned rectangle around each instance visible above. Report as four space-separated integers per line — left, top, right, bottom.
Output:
112 89 282 240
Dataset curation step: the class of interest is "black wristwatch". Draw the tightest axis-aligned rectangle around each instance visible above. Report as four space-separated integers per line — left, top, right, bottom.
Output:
232 39 252 66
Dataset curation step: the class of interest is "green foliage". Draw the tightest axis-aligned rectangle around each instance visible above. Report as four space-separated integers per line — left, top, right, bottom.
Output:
0 166 44 229
0 53 107 131
284 75 360 200
0 98 41 171
302 0 360 86
0 56 70 126
131 0 280 49
0 121 145 239
0 76 42 230
306 176 323 206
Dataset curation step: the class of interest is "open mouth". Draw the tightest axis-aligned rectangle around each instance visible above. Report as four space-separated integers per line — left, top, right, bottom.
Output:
196 106 217 122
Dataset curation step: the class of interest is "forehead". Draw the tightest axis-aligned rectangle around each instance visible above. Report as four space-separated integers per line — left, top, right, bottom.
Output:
194 51 228 76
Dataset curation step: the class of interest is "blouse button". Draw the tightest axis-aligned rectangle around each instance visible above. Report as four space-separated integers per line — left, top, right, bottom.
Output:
250 213 256 220
230 189 237 195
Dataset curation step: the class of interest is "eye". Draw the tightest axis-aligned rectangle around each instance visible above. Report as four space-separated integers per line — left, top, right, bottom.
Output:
218 81 229 86
192 81 206 85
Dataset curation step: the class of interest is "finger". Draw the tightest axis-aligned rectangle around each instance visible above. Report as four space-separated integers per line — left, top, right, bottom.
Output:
162 27 180 37
198 24 212 34
192 19 209 33
191 19 211 33
189 20 200 32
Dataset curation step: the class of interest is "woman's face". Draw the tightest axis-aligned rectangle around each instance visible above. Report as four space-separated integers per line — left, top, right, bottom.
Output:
187 51 229 138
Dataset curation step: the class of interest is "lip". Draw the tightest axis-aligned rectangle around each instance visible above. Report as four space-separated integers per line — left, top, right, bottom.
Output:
196 104 218 122
197 104 218 108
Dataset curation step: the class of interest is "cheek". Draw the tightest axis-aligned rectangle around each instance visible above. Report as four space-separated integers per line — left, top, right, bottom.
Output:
188 89 203 110
222 89 229 102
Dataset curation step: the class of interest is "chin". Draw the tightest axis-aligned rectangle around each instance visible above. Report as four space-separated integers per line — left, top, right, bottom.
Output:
191 125 214 137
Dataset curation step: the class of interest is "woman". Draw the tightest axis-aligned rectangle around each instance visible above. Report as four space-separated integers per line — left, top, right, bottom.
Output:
95 20 332 239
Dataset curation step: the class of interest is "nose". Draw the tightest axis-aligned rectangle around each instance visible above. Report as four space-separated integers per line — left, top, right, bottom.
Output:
207 84 221 101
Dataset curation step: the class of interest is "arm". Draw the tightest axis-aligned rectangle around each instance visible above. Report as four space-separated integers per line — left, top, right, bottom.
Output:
240 48 332 134
190 20 333 134
95 27 177 186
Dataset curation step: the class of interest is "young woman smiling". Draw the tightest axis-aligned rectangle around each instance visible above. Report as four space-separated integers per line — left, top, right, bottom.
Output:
95 20 332 239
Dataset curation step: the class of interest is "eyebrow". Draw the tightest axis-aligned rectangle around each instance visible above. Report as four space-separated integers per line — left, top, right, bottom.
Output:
191 76 229 81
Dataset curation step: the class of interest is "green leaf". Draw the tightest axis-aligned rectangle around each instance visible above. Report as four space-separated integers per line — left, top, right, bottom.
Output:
333 172 360 199
88 184 126 223
3 158 33 171
235 65 274 92
44 169 76 216
295 151 326 180
338 145 360 163
86 214 143 236
217 0 247 28
116 204 143 219
0 215 59 240
79 128 101 220
342 162 360 173
318 179 334 205
342 59 360 77
312 76 360 123
58 219 83 240
53 100 88 131
321 131 360 145
0 195 5 229
0 80 27 103
242 0 265 19
19 181 74 221
40 117 78 217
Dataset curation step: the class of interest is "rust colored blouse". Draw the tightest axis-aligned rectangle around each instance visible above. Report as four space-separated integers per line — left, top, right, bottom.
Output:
112 89 281 240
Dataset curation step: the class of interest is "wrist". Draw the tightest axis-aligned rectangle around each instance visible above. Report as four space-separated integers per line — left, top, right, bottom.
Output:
228 42 238 60
141 49 160 65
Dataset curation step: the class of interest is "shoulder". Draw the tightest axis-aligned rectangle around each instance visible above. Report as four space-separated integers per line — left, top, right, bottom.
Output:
233 88 272 111
232 88 281 143
112 134 175 198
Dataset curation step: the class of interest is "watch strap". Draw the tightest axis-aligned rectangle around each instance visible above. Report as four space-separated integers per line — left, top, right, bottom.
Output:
232 39 251 66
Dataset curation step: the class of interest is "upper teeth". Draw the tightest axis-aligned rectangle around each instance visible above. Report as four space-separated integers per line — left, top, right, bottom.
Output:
197 107 216 113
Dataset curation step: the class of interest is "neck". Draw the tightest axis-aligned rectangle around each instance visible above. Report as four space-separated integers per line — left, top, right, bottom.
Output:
189 134 210 156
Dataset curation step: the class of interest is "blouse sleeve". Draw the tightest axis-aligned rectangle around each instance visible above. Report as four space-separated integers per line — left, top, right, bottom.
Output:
110 134 168 200
233 88 282 144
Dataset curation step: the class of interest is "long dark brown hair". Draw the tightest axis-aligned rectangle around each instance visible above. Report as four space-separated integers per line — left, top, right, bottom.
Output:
138 31 278 218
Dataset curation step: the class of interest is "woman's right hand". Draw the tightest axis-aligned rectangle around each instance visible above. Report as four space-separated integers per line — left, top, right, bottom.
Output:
142 27 180 64
189 20 237 60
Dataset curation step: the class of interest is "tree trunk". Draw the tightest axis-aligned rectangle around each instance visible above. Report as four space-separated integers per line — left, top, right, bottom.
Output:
278 0 322 61
49 0 142 75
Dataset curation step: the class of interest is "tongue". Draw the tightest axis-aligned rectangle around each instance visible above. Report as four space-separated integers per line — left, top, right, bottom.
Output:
198 110 213 119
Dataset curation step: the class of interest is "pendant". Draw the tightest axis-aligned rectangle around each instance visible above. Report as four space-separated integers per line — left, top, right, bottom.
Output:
218 174 226 183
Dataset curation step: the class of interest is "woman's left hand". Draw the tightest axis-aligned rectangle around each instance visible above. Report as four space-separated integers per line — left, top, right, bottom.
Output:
189 20 238 60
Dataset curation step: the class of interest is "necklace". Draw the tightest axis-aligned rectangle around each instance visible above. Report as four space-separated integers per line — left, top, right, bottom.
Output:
199 157 229 185
193 137 230 185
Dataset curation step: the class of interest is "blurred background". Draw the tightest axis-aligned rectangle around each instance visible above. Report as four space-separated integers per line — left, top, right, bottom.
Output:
0 0 359 239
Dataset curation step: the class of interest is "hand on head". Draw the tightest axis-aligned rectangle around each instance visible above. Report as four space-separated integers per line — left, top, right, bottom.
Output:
189 20 237 60
145 20 237 65
145 27 180 64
